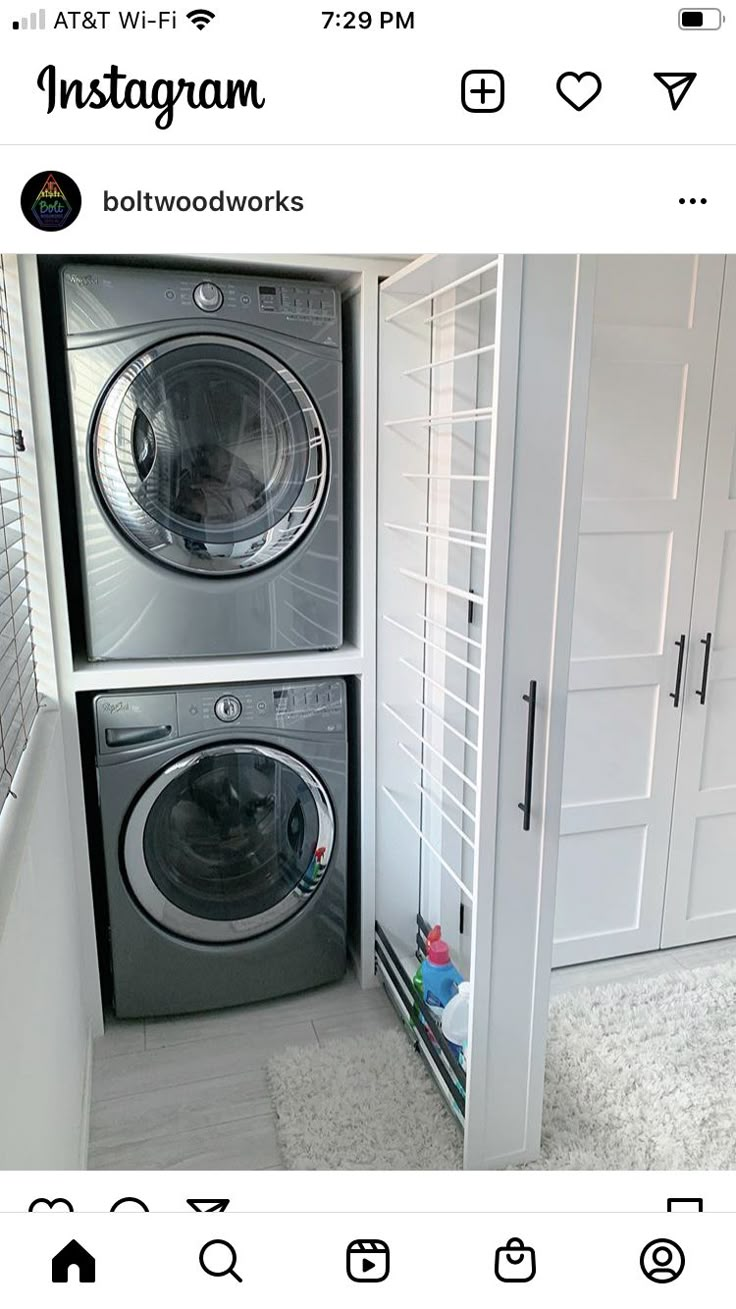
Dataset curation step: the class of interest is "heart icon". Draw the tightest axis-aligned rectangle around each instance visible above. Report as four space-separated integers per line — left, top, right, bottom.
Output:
556 71 602 111
29 1197 74 1212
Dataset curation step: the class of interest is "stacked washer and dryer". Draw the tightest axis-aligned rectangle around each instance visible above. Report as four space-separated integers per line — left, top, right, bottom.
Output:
60 263 349 1017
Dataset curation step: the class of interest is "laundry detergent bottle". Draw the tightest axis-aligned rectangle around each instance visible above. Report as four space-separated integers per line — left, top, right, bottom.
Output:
419 929 464 1020
412 925 440 1022
441 980 471 1066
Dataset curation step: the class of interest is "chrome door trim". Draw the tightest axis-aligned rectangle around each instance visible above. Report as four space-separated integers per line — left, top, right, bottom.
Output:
92 335 329 576
122 743 335 944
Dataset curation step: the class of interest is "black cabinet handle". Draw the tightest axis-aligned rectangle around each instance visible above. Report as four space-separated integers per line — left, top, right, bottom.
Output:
670 634 686 708
518 679 537 832
697 633 712 705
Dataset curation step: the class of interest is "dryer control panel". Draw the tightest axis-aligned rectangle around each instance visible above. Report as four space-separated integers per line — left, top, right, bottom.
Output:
63 263 342 351
257 281 337 321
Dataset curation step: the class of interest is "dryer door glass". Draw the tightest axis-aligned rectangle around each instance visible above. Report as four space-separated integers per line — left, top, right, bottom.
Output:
93 336 329 575
124 745 335 943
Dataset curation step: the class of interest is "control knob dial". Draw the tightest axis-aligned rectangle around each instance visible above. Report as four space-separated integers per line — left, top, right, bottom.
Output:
214 695 242 722
193 281 224 312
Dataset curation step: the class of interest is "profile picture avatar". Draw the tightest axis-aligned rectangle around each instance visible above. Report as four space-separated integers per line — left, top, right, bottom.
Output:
20 170 81 231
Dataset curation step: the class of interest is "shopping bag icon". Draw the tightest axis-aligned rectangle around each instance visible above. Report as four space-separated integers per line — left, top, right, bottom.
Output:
494 1237 536 1282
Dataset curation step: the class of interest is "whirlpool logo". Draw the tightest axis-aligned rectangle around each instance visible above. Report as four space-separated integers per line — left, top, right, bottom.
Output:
99 700 131 714
36 64 266 131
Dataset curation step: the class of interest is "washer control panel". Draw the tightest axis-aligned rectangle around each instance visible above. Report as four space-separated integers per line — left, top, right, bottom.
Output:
175 680 346 735
95 682 347 756
193 281 224 312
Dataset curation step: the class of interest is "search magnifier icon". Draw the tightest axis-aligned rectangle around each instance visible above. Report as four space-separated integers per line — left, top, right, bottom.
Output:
199 1240 243 1283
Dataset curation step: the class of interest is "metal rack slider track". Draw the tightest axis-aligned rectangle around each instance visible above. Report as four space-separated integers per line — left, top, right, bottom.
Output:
374 941 466 1117
375 921 467 1096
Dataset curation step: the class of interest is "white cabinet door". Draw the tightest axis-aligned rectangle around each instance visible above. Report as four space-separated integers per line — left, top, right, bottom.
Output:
553 256 726 967
465 256 593 1166
662 256 736 946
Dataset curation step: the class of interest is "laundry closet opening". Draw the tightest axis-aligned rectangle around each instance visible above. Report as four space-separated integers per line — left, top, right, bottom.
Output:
4 250 736 1172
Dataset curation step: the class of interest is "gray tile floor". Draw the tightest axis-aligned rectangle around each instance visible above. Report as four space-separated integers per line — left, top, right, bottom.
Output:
89 973 400 1170
548 935 736 995
89 936 736 1170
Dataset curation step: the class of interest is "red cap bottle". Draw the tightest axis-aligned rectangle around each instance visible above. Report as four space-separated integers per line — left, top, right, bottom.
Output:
426 928 451 966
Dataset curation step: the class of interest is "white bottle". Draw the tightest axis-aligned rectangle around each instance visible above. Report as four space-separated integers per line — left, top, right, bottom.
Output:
441 980 470 1054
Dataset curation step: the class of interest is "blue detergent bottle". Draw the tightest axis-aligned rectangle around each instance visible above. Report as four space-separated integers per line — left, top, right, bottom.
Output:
420 928 464 1020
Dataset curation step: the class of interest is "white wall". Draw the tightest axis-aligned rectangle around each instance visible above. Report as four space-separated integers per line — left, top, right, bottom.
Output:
0 711 92 1169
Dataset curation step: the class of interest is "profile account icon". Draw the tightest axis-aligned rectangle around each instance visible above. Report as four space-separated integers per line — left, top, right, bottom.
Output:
640 1239 685 1283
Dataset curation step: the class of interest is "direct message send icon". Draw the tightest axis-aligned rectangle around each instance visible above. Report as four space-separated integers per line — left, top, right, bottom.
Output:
654 72 698 110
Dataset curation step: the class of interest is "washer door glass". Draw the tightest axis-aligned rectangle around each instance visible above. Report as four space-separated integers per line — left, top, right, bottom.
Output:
93 337 328 576
124 745 335 944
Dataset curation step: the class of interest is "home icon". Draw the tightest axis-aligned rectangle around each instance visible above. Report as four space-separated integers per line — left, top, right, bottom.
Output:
51 1239 96 1283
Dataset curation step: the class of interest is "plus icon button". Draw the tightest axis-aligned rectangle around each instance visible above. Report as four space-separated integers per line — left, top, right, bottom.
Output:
461 69 506 114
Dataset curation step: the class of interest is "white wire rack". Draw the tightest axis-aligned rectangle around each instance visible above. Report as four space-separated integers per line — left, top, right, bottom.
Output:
376 255 503 993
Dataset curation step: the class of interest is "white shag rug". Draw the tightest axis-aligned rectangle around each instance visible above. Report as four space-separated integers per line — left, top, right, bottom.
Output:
269 1027 463 1169
267 960 736 1169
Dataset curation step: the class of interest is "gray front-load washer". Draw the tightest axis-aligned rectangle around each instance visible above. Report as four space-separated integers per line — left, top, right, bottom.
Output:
62 263 343 659
93 678 348 1018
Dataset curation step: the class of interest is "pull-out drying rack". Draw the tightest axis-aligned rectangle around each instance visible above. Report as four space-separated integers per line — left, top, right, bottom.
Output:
375 254 512 1130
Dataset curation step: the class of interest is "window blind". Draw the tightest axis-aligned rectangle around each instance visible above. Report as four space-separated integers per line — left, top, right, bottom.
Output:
0 254 38 814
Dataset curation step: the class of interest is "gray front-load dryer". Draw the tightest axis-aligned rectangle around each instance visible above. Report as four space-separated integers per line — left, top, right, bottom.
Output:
93 679 348 1018
62 264 343 659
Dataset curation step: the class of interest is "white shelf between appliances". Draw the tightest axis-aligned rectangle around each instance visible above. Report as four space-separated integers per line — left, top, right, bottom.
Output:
71 642 364 692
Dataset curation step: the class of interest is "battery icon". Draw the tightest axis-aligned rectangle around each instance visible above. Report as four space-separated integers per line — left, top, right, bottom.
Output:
679 8 723 26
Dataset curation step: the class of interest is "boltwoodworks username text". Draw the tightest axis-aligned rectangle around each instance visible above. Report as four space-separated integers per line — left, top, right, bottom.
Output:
103 190 304 213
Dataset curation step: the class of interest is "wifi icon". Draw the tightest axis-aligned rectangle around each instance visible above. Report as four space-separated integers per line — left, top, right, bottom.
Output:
187 8 215 29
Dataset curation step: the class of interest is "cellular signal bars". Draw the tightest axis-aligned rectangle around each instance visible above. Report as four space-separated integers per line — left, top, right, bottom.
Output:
12 9 46 28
